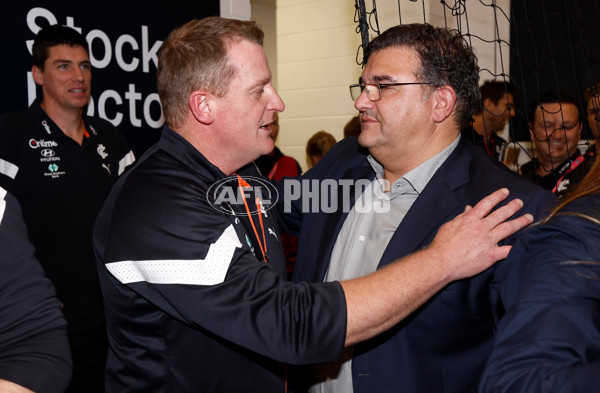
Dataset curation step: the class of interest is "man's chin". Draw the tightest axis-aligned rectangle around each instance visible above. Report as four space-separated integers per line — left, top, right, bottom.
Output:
549 152 569 164
358 131 378 149
261 139 275 155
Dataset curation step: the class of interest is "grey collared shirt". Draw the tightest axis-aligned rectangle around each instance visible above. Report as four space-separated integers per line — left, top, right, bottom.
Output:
309 136 460 393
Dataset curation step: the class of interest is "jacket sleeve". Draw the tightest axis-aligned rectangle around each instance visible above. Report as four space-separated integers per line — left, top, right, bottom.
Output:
0 188 72 393
480 210 600 393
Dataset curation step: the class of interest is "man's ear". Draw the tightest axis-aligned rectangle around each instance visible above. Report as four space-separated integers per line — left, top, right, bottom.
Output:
32 66 43 85
482 97 494 110
189 90 214 125
432 85 456 123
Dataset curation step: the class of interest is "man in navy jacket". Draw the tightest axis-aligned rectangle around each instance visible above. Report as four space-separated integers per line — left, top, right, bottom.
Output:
282 24 556 392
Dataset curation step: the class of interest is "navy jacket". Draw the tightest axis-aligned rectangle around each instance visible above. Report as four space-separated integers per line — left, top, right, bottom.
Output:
283 137 556 393
480 194 600 393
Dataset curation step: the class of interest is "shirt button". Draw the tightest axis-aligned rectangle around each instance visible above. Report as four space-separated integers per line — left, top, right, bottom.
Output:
359 235 365 242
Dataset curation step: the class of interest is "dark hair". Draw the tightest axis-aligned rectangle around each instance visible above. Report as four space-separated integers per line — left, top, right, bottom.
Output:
476 80 517 115
32 24 89 69
364 23 480 130
306 131 337 168
527 90 581 124
157 17 264 128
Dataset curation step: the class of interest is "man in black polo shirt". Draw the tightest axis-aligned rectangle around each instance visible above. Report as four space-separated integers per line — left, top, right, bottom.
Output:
0 25 134 392
521 90 592 197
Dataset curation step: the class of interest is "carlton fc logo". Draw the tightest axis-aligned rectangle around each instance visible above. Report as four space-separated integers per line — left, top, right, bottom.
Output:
97 144 108 159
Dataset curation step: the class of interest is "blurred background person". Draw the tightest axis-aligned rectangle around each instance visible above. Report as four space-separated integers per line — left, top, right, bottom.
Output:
254 112 302 276
343 115 361 138
255 113 302 179
584 82 600 160
461 80 516 161
520 90 592 197
305 130 337 169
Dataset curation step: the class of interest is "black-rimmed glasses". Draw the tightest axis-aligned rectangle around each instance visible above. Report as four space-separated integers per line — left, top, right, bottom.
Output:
349 82 431 102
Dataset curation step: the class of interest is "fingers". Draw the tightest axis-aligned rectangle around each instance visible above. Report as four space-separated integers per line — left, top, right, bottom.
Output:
491 245 512 262
467 188 510 218
464 189 533 238
482 197 524 228
432 188 535 282
491 213 534 243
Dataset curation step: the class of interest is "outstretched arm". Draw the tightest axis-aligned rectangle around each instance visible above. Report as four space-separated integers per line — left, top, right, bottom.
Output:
0 380 34 393
342 188 532 346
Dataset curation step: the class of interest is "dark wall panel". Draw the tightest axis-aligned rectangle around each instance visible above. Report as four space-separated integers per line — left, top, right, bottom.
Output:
0 1 220 156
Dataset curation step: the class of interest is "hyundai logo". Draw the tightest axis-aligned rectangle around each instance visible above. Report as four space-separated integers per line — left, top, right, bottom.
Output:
41 149 56 157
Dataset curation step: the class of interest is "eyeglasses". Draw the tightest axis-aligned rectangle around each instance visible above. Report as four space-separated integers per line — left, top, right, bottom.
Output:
349 82 431 102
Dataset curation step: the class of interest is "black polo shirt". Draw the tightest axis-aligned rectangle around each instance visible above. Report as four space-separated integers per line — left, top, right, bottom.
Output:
0 99 135 335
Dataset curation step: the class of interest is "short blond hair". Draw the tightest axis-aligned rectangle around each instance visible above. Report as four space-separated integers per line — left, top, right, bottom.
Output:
157 17 264 128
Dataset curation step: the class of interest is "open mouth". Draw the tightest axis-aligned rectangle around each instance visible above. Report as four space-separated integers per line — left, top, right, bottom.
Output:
549 140 566 148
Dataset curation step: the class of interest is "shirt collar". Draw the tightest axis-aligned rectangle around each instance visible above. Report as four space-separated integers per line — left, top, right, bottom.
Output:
367 135 460 198
159 126 227 181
